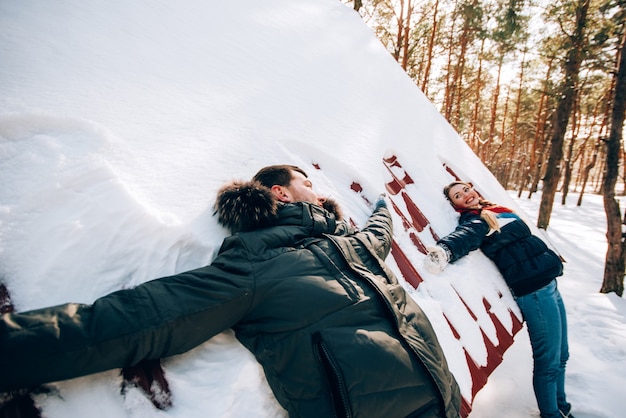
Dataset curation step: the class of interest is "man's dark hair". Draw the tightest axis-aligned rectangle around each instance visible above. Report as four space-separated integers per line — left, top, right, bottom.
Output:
253 165 307 189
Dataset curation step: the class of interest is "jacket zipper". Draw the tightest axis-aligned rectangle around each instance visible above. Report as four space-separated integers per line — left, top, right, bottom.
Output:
312 332 352 418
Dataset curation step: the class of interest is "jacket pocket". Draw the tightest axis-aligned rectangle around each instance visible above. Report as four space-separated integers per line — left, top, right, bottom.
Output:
312 332 352 418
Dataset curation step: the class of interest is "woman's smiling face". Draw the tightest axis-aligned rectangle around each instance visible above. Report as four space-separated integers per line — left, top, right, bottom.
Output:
447 183 480 209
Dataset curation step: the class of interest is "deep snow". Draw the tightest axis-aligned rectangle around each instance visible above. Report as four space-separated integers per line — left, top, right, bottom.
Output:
1 1 624 417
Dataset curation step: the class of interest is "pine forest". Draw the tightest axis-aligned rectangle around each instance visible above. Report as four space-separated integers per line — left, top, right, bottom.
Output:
343 0 626 294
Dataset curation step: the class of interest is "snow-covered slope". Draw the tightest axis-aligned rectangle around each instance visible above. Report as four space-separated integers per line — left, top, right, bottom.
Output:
0 1 587 417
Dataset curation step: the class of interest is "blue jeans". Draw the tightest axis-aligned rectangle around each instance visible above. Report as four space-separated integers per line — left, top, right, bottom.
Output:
516 280 570 418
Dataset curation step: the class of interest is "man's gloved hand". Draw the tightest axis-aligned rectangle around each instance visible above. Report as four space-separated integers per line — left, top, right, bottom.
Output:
424 245 449 274
374 194 387 210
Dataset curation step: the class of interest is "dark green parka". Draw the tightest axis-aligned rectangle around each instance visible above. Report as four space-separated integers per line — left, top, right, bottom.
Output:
0 180 460 418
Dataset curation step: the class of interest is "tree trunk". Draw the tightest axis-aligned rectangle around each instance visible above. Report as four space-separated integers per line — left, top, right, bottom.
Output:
449 15 471 126
508 50 526 189
577 141 599 206
522 60 553 198
530 121 553 197
498 86 511 183
470 38 485 151
601 30 626 297
562 87 583 203
442 6 458 120
486 58 503 160
576 90 609 204
537 0 589 229
394 0 406 63
420 0 440 96
401 0 414 71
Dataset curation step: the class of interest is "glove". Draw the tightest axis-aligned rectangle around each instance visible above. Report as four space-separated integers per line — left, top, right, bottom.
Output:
374 193 387 210
424 245 449 274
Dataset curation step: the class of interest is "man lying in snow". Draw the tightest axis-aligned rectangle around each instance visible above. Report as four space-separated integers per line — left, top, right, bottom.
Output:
0 164 461 418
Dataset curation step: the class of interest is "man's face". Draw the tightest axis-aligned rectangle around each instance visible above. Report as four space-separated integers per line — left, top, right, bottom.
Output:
276 170 324 206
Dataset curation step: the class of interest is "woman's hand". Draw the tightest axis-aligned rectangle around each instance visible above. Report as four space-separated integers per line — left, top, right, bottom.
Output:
424 245 449 274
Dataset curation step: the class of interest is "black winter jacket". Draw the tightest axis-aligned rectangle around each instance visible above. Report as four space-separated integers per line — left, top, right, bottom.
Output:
438 210 563 296
0 181 461 418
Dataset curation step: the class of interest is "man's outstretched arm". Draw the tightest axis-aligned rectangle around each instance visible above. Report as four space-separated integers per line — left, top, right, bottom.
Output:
0 259 254 392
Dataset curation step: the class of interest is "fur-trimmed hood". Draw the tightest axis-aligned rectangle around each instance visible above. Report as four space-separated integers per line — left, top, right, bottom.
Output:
214 180 343 234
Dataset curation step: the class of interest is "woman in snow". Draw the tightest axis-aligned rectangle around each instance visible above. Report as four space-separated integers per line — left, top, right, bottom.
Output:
424 180 574 418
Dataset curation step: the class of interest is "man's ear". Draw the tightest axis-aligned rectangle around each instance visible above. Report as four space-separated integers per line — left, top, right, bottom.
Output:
271 185 291 202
